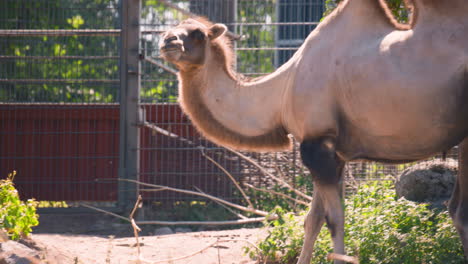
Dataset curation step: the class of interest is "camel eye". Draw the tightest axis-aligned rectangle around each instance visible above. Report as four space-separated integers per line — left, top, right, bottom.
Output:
190 29 205 41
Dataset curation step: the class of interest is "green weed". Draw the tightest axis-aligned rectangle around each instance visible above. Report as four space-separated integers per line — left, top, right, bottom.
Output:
0 171 39 240
247 181 464 264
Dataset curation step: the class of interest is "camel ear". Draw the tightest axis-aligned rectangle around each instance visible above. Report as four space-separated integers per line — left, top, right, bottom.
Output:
208 24 227 40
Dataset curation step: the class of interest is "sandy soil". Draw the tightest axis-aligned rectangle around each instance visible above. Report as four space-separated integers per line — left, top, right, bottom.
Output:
27 213 266 264
33 228 265 264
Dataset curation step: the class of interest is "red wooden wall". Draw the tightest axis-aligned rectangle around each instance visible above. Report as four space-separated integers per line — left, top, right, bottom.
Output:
0 104 240 202
0 104 120 201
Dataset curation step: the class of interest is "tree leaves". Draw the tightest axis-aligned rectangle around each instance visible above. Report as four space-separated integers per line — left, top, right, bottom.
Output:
0 171 39 241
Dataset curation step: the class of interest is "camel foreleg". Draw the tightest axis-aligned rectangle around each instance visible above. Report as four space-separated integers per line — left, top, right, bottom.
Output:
297 138 345 264
297 189 327 264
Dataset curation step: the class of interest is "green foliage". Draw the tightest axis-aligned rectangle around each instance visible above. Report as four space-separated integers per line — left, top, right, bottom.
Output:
2 0 120 103
0 171 39 240
247 181 464 264
148 201 237 229
323 0 410 22
37 201 69 208
245 168 313 213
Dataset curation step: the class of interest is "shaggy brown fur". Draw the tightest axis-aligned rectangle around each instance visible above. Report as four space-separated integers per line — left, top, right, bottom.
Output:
181 17 238 80
178 70 291 151
176 18 291 151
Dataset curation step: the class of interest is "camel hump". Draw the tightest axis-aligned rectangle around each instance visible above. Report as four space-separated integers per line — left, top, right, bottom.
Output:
413 0 468 16
345 0 414 30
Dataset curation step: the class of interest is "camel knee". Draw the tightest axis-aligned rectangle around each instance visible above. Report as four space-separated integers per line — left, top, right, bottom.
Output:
300 137 341 185
325 213 344 238
448 195 459 221
304 199 326 230
450 199 468 232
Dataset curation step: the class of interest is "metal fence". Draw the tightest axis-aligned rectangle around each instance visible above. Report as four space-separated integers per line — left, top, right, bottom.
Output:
0 0 121 207
0 0 459 212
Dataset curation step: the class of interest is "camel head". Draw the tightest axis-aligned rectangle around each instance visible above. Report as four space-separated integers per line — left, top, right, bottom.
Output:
159 18 229 70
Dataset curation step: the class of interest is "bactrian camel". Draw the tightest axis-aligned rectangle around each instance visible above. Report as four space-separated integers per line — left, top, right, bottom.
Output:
159 0 468 262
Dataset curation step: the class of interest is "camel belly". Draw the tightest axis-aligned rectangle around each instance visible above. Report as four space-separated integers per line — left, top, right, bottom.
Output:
336 119 468 162
336 71 468 161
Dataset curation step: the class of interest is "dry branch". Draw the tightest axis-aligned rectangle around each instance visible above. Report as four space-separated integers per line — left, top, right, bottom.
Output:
244 183 310 206
156 0 241 40
224 147 313 202
144 57 178 76
141 122 313 202
119 178 270 217
81 190 276 226
80 203 131 222
194 186 248 220
327 253 359 264
149 239 261 264
200 148 254 209
150 240 219 264
130 195 143 259
136 216 273 226
81 202 273 225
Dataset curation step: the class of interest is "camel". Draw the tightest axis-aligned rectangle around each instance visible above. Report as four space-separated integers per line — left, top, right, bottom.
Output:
159 0 468 263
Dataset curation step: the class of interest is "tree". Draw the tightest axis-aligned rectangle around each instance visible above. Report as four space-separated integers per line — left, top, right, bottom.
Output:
1 0 120 103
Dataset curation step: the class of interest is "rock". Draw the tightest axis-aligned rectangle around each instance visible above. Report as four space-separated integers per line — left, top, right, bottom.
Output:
395 158 457 202
174 227 192 233
0 240 41 264
154 227 173 236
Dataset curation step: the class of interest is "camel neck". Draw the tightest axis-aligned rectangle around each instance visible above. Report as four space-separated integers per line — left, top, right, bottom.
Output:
177 55 295 151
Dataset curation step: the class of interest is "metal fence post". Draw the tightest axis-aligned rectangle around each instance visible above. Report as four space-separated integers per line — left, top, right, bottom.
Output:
119 0 141 212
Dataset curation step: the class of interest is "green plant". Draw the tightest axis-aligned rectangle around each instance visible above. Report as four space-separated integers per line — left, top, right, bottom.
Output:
0 171 39 240
323 0 410 22
247 181 464 264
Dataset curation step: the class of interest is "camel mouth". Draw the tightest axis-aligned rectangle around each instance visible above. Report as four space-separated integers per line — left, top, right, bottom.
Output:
159 45 184 62
160 42 184 52
160 45 182 52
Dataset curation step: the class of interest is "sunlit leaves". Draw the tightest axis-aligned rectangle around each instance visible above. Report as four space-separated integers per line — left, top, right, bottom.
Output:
250 181 464 264
0 171 39 241
67 15 85 29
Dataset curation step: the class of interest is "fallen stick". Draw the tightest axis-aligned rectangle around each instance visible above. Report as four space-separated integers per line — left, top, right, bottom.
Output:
200 148 254 209
130 195 143 259
194 186 248 220
119 178 270 217
141 122 312 202
80 201 277 225
150 240 219 264
136 216 275 226
244 183 310 206
327 253 359 264
150 238 262 264
224 148 313 202
80 203 131 222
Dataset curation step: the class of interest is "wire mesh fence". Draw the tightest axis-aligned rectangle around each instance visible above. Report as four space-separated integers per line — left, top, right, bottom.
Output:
0 0 121 204
0 0 460 209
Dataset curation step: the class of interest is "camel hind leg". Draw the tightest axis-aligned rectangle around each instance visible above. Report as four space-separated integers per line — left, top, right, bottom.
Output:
297 138 345 264
449 138 468 257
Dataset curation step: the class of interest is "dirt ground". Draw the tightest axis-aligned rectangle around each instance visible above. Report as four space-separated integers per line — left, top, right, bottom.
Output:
28 213 267 264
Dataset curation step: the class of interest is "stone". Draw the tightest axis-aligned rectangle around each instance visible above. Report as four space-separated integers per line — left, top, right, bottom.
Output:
395 158 457 202
174 227 192 233
154 227 173 236
0 240 41 264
